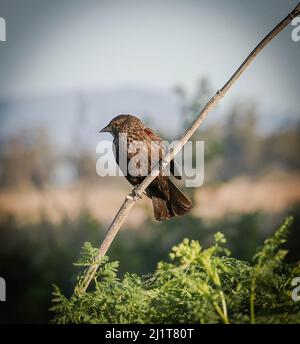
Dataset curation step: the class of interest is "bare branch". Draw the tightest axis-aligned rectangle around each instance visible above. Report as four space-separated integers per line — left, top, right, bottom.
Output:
75 2 300 296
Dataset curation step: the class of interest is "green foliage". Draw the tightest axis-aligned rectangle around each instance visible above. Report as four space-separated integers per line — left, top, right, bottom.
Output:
51 217 300 324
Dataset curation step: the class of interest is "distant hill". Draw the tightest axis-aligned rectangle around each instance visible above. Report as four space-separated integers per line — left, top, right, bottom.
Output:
0 87 181 151
0 86 298 153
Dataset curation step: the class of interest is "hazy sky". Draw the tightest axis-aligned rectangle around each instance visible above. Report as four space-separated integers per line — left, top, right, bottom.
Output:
0 0 299 116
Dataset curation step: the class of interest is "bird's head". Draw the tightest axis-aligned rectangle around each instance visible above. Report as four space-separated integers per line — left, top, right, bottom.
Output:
98 114 143 137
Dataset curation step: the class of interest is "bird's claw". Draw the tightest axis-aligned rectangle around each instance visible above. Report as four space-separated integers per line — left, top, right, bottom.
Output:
126 189 143 201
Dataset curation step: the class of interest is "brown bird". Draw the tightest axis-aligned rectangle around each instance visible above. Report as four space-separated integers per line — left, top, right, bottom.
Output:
99 114 192 221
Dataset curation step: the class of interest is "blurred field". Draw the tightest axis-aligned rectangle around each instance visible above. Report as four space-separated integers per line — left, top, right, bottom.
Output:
195 171 300 218
1 171 299 226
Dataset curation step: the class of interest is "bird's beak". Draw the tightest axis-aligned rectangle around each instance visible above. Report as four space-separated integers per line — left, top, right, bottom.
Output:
98 125 110 133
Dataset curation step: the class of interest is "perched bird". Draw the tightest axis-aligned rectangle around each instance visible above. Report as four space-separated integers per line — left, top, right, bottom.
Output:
99 114 192 221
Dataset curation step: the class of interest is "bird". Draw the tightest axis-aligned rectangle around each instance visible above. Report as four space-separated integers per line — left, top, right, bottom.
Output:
98 114 192 221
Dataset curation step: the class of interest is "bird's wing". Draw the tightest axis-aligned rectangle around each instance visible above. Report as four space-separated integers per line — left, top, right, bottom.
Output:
144 127 163 143
144 127 182 180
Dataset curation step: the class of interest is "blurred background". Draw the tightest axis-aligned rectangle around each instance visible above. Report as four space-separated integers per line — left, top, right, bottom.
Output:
0 0 299 323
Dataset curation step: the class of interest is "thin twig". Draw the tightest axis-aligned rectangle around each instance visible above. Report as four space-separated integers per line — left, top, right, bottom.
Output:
75 2 300 296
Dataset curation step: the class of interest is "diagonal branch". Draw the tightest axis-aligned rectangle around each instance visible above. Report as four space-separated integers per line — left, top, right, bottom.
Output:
75 2 300 296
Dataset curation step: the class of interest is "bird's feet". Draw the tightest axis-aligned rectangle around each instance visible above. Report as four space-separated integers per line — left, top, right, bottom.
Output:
126 188 143 201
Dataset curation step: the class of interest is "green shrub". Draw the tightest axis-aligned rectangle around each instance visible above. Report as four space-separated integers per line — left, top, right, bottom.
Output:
50 217 300 324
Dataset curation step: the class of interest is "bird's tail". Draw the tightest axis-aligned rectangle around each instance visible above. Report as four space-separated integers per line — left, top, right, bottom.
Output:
151 179 193 221
168 179 193 216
